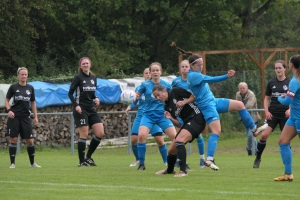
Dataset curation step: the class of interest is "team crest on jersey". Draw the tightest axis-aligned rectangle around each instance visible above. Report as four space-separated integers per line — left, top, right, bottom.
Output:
26 90 30 95
173 99 177 104
91 80 94 85
283 85 288 90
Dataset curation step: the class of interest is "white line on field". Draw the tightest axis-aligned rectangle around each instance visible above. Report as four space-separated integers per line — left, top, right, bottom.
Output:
0 180 298 197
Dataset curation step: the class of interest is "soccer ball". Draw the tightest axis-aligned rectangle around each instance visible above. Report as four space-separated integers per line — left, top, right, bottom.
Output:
120 89 136 104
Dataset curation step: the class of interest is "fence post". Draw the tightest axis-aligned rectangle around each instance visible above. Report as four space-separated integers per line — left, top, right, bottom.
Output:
127 112 132 155
71 114 75 155
17 136 20 155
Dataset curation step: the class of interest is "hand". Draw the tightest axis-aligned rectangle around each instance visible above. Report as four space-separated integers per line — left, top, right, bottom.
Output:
76 105 82 114
33 117 39 125
265 111 272 120
94 98 100 107
285 109 290 118
227 70 235 77
135 92 140 100
176 100 185 108
281 94 286 99
125 106 131 115
8 111 15 119
164 111 172 119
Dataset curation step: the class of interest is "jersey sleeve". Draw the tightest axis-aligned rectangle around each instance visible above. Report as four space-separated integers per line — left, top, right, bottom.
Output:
6 85 14 99
189 72 204 86
265 80 272 96
203 74 228 83
68 75 80 106
30 85 35 101
278 78 298 106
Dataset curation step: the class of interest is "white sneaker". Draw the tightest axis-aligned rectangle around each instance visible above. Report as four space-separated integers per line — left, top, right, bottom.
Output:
164 162 168 166
30 163 41 168
10 163 15 169
129 160 140 167
254 123 268 137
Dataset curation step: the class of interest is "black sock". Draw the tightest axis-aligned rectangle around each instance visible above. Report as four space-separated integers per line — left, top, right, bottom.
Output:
256 140 266 160
9 143 17 164
176 142 187 173
27 145 35 165
167 154 177 173
86 136 101 158
78 138 86 164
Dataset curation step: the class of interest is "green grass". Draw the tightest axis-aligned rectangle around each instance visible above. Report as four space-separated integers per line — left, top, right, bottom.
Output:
0 132 299 200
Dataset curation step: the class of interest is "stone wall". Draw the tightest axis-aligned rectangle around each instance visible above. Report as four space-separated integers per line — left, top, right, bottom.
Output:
0 103 136 148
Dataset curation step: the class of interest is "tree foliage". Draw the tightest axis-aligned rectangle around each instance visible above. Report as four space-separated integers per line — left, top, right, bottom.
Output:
0 0 299 82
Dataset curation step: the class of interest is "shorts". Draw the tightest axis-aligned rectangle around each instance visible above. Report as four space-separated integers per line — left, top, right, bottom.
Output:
131 113 163 136
7 117 34 139
140 113 174 131
199 104 220 125
267 116 288 131
215 98 230 113
73 107 102 128
285 117 300 134
176 113 205 143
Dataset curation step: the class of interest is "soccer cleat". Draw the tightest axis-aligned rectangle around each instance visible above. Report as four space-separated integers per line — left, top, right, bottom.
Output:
10 163 15 169
253 159 261 168
30 163 41 168
247 148 252 156
78 162 88 167
130 160 140 167
274 174 293 182
84 157 97 166
199 159 205 168
137 164 146 170
164 162 168 166
185 164 191 171
253 123 268 137
205 160 219 171
174 171 188 178
251 125 258 137
156 169 175 175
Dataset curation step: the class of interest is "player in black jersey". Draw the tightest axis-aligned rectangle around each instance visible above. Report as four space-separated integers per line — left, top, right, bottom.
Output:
152 84 206 177
5 67 40 169
68 57 104 167
253 60 290 168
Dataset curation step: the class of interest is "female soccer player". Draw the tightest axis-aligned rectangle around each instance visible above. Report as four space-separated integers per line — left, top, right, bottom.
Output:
153 84 206 177
172 59 205 168
187 54 257 170
125 68 167 167
253 60 290 168
135 62 177 170
5 67 40 168
68 57 105 167
274 55 300 182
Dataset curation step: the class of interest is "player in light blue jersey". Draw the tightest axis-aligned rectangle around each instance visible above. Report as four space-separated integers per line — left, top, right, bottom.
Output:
135 62 176 170
125 68 167 167
172 59 206 168
274 55 300 182
187 54 257 170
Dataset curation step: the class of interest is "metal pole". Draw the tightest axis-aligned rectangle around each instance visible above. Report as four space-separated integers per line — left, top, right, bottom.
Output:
243 70 246 82
17 136 20 155
188 142 191 155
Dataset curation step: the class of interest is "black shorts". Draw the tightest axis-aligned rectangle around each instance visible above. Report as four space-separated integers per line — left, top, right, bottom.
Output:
7 117 34 139
73 107 102 128
267 116 288 131
175 113 205 143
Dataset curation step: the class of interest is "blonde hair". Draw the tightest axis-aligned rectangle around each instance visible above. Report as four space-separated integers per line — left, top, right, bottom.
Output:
17 67 28 75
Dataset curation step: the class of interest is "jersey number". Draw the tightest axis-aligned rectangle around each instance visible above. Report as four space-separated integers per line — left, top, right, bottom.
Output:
80 119 86 125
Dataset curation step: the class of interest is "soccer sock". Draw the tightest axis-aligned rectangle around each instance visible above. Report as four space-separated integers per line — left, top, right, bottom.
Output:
78 138 86 164
280 144 292 174
238 109 255 129
207 133 219 159
86 136 101 158
137 142 146 165
256 140 266 160
9 143 17 164
176 141 187 173
27 145 35 165
196 135 205 157
132 145 139 160
167 154 177 173
158 144 168 163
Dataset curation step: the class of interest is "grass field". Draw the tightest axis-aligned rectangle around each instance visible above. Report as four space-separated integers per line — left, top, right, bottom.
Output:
0 132 299 200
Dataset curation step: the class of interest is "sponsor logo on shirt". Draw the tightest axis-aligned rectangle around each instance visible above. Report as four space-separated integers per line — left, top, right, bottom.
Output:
83 86 96 91
15 95 30 101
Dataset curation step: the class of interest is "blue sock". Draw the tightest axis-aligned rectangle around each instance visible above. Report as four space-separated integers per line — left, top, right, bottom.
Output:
196 136 205 156
132 145 138 160
158 144 168 163
207 133 219 157
137 143 146 165
238 109 255 129
280 144 292 174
